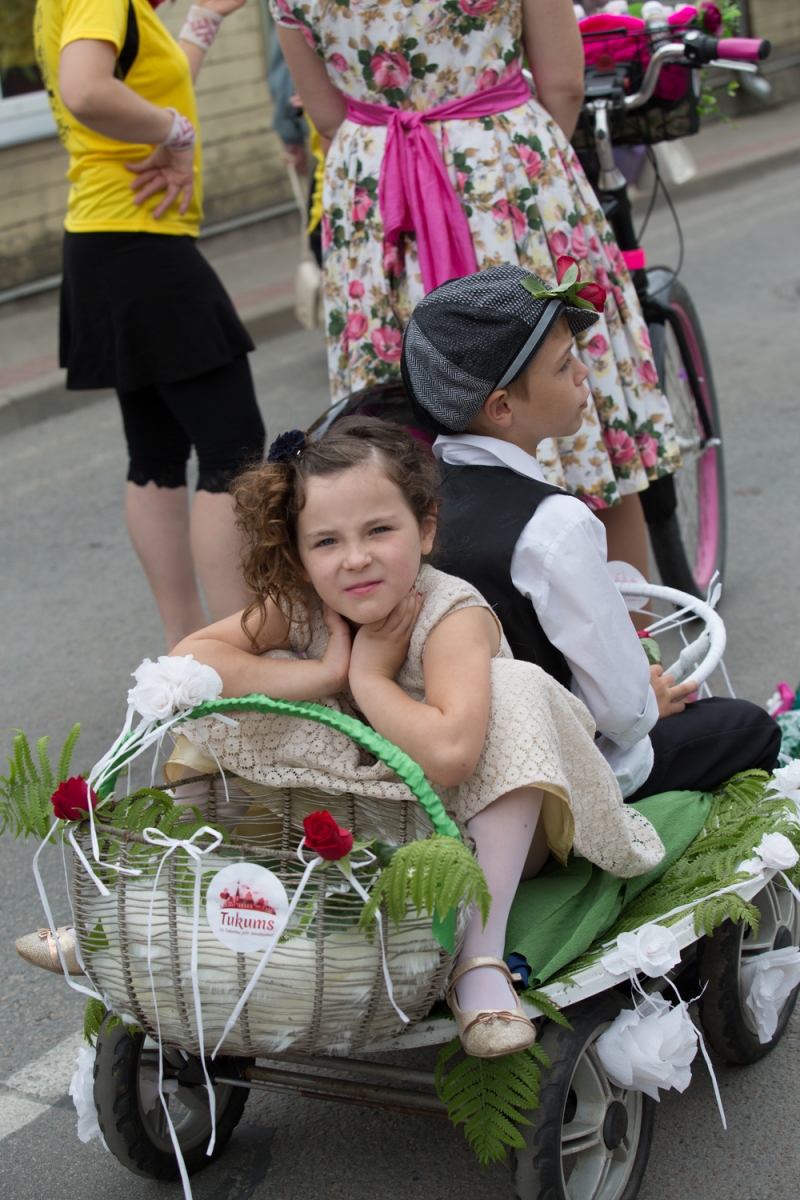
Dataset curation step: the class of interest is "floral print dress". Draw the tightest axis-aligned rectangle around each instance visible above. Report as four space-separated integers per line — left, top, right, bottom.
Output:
271 0 680 506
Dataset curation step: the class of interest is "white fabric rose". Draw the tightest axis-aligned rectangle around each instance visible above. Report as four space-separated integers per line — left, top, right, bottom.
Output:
127 655 223 722
69 1046 105 1144
753 832 799 872
595 992 698 1101
601 923 682 979
741 947 800 1043
769 760 800 808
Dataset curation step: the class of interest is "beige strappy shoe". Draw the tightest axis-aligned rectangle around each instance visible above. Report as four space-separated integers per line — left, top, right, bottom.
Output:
15 927 85 976
446 956 537 1058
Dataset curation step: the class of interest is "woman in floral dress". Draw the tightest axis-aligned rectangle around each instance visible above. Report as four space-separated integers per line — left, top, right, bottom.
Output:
272 0 680 569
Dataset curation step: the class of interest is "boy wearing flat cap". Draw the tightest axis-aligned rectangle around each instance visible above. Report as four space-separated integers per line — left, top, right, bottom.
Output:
401 262 779 800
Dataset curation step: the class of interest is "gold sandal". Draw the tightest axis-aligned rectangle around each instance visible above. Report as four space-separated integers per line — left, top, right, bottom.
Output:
15 927 85 976
446 955 536 1058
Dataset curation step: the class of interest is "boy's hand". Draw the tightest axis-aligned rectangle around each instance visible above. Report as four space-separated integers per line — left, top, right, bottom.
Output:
350 589 424 685
319 604 352 694
650 663 697 719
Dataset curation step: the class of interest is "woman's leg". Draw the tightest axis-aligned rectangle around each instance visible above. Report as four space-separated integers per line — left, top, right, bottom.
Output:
159 357 266 622
595 491 650 579
125 481 208 648
118 384 208 649
456 786 544 1012
596 491 651 630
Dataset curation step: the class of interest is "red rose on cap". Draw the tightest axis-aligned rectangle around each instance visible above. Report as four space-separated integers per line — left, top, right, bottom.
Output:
51 777 98 822
303 810 354 861
553 256 607 312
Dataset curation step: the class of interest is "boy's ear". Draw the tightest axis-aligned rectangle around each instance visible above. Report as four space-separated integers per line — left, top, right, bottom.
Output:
478 388 514 430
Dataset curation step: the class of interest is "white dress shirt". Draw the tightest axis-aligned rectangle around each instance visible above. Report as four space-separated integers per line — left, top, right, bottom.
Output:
433 433 658 796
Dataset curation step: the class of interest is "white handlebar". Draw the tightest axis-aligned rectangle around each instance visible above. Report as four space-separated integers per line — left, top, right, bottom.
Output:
616 581 727 686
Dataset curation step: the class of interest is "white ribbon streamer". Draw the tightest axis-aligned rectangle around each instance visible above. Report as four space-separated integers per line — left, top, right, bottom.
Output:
140 825 225 1200
339 852 410 1026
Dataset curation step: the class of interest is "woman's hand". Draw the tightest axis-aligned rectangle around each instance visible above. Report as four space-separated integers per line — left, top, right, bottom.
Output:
126 145 195 218
650 663 697 719
196 0 248 14
319 603 352 694
349 589 424 687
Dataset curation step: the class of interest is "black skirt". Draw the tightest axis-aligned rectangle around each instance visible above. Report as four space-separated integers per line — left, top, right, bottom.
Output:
60 231 255 392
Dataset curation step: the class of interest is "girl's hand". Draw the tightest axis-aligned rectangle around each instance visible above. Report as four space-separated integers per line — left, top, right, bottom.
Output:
650 664 697 719
319 603 352 694
126 145 195 218
350 589 424 685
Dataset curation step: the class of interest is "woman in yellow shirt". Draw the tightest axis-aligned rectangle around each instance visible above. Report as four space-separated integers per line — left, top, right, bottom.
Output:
35 0 265 649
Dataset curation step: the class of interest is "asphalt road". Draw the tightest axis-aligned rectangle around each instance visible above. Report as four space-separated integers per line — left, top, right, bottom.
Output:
0 158 799 1200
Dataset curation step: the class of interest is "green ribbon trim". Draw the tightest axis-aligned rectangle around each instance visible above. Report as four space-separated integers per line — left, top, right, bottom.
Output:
186 695 462 841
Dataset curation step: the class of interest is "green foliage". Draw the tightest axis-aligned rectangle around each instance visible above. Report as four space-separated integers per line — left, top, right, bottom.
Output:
435 1038 550 1166
83 997 106 1045
357 834 489 934
519 988 572 1030
547 770 800 985
0 726 81 840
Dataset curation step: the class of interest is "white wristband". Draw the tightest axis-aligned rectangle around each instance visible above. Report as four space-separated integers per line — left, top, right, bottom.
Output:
178 5 224 52
163 107 197 150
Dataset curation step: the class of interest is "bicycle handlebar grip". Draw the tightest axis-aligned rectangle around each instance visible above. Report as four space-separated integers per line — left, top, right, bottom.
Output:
716 37 771 62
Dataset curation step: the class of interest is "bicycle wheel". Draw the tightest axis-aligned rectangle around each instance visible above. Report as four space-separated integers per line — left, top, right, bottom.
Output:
646 275 726 597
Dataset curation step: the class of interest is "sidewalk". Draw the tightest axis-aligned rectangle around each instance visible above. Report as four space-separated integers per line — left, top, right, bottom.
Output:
2 98 799 437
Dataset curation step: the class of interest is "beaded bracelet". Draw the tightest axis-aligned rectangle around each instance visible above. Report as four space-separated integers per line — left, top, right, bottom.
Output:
178 4 224 52
163 107 197 150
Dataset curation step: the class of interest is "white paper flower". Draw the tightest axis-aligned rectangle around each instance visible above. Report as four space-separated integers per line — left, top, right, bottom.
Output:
769 760 800 807
753 832 799 872
741 947 800 1043
601 923 682 979
595 993 698 1101
69 1045 104 1144
127 655 222 722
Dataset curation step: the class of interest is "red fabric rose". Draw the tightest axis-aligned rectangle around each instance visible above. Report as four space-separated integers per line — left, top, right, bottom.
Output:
51 777 98 822
576 282 607 312
303 810 354 861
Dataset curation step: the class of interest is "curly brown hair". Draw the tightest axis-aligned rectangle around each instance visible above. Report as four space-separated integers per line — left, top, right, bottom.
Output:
233 417 440 646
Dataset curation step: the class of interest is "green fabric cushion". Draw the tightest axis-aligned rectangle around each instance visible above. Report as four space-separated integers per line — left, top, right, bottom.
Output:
505 790 713 987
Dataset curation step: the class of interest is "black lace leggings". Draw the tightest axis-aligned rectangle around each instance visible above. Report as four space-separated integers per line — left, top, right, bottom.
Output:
117 355 265 494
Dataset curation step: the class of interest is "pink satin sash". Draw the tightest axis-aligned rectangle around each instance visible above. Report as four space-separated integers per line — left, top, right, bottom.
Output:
345 70 532 293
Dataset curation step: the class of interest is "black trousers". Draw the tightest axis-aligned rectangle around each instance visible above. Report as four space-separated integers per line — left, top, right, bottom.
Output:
626 697 781 803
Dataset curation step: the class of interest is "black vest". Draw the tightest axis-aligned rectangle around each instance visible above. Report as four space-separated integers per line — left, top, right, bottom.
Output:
435 464 573 689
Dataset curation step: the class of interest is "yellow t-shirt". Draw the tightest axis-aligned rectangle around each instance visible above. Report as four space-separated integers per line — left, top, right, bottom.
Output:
34 0 203 234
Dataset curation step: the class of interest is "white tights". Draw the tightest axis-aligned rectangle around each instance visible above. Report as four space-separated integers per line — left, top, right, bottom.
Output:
456 787 548 1012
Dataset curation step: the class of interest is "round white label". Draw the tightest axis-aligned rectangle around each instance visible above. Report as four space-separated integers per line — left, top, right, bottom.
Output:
206 862 289 953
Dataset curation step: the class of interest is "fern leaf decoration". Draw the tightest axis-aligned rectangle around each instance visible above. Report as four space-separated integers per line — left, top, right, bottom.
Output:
435 1037 550 1166
0 726 81 841
520 988 572 1029
83 997 106 1045
357 834 489 934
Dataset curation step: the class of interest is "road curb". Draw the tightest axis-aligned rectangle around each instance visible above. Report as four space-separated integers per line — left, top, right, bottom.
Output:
0 301 303 439
631 142 800 210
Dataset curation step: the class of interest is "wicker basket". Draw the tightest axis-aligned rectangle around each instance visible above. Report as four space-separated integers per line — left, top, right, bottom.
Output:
74 701 468 1058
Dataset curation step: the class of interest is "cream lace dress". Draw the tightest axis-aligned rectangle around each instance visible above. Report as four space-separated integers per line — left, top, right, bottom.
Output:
180 565 664 879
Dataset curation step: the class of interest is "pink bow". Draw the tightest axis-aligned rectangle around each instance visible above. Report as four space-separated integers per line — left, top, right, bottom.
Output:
346 70 532 293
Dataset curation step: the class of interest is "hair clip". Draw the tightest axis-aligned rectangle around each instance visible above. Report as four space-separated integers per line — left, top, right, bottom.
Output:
520 256 607 313
267 429 307 464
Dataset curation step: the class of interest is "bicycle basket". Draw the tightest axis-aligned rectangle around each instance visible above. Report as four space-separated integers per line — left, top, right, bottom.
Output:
571 13 700 149
73 699 467 1058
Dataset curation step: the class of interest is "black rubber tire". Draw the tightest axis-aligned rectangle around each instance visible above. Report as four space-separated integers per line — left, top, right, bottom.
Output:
511 991 656 1200
696 893 800 1065
93 1016 251 1181
645 277 727 598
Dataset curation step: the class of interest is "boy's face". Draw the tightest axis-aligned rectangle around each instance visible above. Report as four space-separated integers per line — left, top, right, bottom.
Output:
467 318 590 454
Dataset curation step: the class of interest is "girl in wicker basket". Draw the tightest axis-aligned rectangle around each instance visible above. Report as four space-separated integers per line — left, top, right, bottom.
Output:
170 417 665 1058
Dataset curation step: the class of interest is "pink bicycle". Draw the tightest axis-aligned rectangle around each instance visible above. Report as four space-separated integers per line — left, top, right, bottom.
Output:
572 13 771 596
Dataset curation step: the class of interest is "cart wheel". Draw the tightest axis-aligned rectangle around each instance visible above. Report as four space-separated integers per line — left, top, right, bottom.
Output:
697 879 800 1064
511 991 655 1200
94 1015 252 1180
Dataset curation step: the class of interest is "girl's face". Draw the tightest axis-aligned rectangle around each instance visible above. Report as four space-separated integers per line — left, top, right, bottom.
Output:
296 460 436 625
